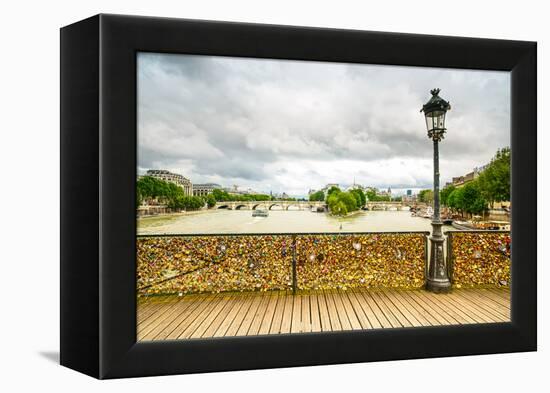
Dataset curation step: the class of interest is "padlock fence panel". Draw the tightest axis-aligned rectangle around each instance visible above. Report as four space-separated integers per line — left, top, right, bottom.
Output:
446 230 511 288
137 232 429 296
295 233 428 290
137 234 294 295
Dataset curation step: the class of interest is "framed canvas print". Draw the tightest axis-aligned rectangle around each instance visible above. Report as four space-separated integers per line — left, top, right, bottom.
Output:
60 14 537 379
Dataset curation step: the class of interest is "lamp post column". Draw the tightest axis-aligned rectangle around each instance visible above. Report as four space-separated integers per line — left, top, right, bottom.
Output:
426 138 451 293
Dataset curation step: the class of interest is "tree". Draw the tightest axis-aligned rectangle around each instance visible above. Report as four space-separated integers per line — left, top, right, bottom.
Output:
461 181 487 216
365 189 376 202
365 188 390 202
327 191 359 216
327 186 341 198
440 184 456 206
349 188 366 207
212 188 230 201
206 194 216 208
447 181 487 217
309 190 325 201
477 147 510 207
418 189 434 204
447 187 463 215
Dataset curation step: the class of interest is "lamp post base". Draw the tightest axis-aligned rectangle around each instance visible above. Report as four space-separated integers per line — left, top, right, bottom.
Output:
426 220 452 293
426 278 451 293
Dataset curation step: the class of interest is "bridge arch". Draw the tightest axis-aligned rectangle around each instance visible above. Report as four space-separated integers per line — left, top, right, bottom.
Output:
217 205 231 210
269 204 283 210
235 204 247 210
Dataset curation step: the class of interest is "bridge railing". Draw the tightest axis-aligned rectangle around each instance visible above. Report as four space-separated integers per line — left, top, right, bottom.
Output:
445 230 510 288
137 231 429 296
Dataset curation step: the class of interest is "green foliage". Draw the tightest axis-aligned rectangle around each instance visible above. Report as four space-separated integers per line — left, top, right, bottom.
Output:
137 176 204 211
206 194 216 208
327 186 341 197
327 191 359 216
447 187 463 212
349 188 366 207
418 189 434 203
447 181 487 216
365 188 390 202
461 181 488 215
309 190 325 201
476 147 510 207
211 188 272 202
445 147 509 215
440 184 456 206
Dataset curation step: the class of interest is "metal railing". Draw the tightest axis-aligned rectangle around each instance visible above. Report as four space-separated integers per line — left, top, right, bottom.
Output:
137 231 429 296
137 230 511 296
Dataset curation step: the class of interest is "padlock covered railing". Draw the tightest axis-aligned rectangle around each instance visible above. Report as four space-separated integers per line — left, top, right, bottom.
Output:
445 230 511 288
137 232 429 296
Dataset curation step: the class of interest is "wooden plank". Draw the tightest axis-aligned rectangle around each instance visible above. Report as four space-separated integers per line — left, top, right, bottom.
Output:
331 290 353 330
258 292 280 335
175 295 223 339
317 289 332 331
349 289 381 329
443 292 494 324
201 294 242 338
138 296 197 340
279 292 294 334
338 290 363 330
290 295 302 333
213 293 250 337
391 290 435 326
324 290 342 331
402 291 450 325
137 296 181 328
138 296 194 337
310 291 322 332
301 294 312 333
485 288 511 307
248 293 271 336
382 291 424 327
468 290 511 318
190 294 236 339
235 293 263 336
148 295 210 341
422 292 476 324
375 291 414 328
225 294 255 336
137 288 514 341
354 289 392 328
269 292 287 334
369 291 403 328
454 290 509 321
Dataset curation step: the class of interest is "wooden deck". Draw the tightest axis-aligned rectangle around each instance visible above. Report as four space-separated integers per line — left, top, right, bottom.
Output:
137 287 510 341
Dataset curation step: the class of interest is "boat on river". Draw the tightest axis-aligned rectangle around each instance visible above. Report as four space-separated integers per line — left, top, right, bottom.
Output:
452 220 510 231
252 209 269 217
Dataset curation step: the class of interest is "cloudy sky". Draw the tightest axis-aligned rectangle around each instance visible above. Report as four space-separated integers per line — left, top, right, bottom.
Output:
137 53 510 197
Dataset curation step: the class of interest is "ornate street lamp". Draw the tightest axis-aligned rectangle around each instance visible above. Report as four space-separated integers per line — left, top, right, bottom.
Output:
421 88 452 293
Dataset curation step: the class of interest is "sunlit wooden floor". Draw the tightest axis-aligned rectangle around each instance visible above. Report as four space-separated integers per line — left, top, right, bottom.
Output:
137 287 510 341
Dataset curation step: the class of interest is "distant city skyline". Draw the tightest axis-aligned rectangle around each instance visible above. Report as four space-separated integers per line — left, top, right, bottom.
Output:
138 53 510 196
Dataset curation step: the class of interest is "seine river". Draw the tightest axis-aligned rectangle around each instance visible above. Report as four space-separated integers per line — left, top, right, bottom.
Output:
137 209 454 235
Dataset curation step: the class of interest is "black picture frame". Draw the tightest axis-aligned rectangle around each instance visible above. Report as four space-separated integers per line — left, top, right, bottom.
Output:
60 14 536 379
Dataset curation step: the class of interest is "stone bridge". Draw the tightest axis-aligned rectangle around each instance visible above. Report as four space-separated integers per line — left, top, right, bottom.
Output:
215 200 327 211
364 201 417 211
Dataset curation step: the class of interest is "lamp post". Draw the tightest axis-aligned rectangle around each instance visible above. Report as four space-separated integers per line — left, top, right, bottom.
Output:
421 88 452 293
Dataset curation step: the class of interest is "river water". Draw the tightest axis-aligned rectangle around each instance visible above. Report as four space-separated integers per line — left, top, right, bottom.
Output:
137 209 455 235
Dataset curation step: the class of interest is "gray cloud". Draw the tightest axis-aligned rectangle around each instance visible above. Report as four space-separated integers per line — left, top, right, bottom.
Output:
138 53 510 196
